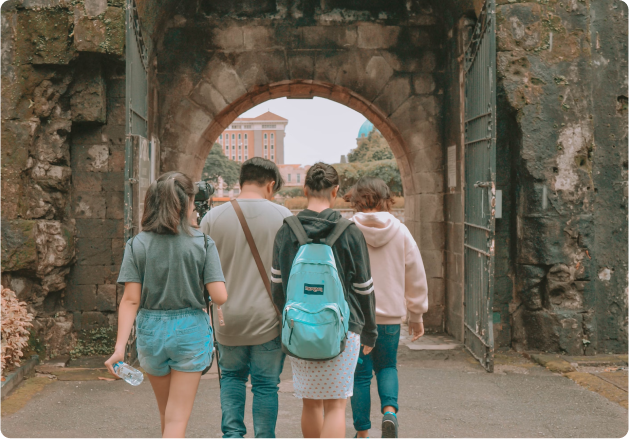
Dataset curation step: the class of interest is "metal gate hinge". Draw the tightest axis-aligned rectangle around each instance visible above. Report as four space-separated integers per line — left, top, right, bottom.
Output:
474 181 492 188
128 178 138 184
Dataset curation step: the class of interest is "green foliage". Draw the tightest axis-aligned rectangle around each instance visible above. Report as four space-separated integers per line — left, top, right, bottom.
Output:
348 130 394 163
202 143 241 191
334 160 403 196
69 327 116 359
277 187 304 198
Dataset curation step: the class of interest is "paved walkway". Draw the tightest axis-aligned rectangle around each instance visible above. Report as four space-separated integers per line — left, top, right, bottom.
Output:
2 336 627 438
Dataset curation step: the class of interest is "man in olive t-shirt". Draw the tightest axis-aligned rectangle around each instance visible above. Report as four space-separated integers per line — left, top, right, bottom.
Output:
200 158 291 438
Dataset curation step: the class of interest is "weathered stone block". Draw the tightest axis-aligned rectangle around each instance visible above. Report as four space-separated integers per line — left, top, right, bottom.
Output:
75 218 122 239
413 73 436 94
414 171 443 194
445 222 463 254
102 124 125 146
357 25 400 49
288 53 315 80
107 97 125 126
417 193 444 223
1 219 37 272
421 249 444 278
1 120 37 173
16 9 76 65
445 250 463 284
34 119 72 165
111 238 124 266
445 192 462 223
71 124 103 145
65 284 114 311
108 144 125 172
71 144 109 172
420 222 445 251
202 58 247 104
73 5 124 56
373 76 412 116
189 80 229 118
211 26 244 51
73 171 103 192
76 237 111 266
97 284 117 311
105 191 124 220
427 277 445 306
73 192 106 219
496 3 542 52
69 264 112 285
233 51 287 91
70 61 106 123
73 311 107 332
302 26 357 49
101 172 123 192
30 162 72 192
243 26 277 51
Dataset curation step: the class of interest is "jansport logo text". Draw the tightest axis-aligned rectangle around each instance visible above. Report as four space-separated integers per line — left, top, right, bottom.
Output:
304 284 324 295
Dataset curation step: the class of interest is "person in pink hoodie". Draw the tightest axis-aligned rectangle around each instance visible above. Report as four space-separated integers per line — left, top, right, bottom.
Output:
345 177 428 439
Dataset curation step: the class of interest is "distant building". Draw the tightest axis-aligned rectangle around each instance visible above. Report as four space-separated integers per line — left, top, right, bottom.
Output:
279 164 311 187
216 111 288 164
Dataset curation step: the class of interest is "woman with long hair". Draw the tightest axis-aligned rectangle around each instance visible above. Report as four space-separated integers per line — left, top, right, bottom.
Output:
105 171 228 438
271 163 377 438
346 176 428 438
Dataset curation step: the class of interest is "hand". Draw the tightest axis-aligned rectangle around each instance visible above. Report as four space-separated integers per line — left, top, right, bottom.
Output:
104 349 125 378
362 344 373 355
409 321 424 341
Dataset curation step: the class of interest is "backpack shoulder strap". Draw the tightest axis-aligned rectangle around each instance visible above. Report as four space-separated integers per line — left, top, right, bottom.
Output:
202 233 210 312
284 216 312 246
322 218 353 247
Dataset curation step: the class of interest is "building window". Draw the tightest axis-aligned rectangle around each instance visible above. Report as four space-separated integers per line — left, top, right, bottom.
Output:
244 133 248 140
271 154 274 160
245 154 248 160
244 125 251 129
238 134 241 140
288 174 291 182
271 133 274 140
239 156 242 161
262 124 276 129
232 134 235 141
219 134 222 140
264 133 267 139
271 144 274 150
264 145 267 150
297 174 300 183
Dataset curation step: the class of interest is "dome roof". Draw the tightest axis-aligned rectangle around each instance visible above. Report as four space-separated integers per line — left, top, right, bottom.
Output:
357 119 379 138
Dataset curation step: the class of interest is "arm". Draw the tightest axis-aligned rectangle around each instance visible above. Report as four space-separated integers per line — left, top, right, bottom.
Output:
350 229 378 352
404 230 429 341
104 282 141 376
271 227 287 316
207 281 227 305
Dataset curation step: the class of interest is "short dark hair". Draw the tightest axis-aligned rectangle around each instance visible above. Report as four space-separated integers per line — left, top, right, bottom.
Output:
305 162 339 199
239 157 283 192
141 171 198 235
344 176 395 212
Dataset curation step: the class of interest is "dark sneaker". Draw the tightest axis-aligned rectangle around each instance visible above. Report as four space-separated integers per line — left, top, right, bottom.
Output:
382 412 398 438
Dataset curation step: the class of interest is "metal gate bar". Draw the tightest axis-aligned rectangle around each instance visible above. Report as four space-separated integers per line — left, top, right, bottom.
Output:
463 0 496 373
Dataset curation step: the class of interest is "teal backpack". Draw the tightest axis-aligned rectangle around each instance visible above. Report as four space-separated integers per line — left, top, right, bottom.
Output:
281 216 352 361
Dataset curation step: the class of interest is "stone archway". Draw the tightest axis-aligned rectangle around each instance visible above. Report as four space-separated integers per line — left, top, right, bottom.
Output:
154 27 447 328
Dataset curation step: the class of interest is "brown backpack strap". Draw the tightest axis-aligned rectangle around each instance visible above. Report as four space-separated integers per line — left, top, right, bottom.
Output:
230 200 281 318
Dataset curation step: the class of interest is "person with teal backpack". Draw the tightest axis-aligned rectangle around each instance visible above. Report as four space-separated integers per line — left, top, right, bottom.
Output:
271 163 377 438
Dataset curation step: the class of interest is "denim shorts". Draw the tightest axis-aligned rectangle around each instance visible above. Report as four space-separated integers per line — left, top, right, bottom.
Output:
136 308 212 376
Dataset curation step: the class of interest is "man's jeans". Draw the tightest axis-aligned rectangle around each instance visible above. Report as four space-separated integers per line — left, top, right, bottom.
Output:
217 336 286 438
351 324 400 431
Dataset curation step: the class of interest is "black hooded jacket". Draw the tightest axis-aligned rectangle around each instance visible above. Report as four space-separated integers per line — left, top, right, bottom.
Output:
271 208 378 347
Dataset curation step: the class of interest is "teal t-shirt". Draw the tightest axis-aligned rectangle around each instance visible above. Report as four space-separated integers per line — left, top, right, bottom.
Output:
117 228 225 310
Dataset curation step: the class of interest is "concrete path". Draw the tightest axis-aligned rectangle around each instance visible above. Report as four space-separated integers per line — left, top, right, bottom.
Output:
2 344 627 438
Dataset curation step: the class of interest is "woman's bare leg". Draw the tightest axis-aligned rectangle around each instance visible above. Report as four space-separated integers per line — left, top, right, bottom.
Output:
162 370 202 438
321 399 347 438
301 398 324 438
147 372 172 435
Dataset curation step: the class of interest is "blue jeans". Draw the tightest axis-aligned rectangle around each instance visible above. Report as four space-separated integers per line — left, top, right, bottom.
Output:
217 336 286 438
351 324 400 431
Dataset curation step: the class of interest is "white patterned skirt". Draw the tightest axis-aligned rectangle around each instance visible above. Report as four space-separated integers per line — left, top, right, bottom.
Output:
290 331 361 400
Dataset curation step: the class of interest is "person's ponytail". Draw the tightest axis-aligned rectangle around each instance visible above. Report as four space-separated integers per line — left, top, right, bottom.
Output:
141 171 198 235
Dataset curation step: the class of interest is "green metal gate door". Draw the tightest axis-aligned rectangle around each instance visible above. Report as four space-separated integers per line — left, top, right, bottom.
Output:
124 0 148 241
123 0 148 365
463 0 496 373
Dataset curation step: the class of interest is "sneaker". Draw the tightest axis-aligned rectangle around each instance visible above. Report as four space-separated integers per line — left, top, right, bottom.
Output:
381 411 398 438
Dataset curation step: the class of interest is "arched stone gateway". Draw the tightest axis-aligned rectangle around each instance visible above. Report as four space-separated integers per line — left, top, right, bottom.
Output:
149 9 454 333
1 0 625 364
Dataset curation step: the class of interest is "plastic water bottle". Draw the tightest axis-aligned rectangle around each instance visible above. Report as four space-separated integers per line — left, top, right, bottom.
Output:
113 362 144 386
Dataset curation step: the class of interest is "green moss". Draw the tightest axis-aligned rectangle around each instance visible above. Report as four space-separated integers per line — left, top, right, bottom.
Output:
69 326 116 359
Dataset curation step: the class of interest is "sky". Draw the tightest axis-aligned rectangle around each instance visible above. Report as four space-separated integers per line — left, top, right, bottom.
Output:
238 97 368 165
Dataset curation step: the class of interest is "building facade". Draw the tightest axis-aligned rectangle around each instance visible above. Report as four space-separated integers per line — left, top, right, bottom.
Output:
278 164 311 187
216 111 287 164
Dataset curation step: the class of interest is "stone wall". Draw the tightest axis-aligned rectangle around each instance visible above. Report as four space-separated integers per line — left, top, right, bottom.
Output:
496 0 628 354
1 0 125 357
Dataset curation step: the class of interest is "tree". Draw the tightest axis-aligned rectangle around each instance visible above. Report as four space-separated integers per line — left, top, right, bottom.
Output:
201 143 241 190
338 128 402 195
348 130 394 163
334 160 403 196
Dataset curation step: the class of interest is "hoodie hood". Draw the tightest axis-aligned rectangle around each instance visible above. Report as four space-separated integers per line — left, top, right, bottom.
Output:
352 211 401 248
297 208 343 240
